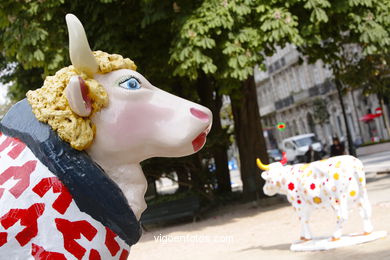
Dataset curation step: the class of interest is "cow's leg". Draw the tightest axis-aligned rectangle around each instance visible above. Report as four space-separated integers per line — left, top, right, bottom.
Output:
332 199 349 240
297 208 312 241
358 190 373 235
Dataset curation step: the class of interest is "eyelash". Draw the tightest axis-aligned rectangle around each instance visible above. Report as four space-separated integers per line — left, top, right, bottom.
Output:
119 76 141 85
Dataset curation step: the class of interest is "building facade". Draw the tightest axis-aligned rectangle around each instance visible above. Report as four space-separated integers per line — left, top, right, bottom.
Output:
255 44 389 152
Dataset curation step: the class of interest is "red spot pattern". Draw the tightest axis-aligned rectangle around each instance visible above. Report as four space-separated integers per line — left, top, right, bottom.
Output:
31 243 66 260
89 249 101 260
310 183 316 190
0 203 45 246
119 249 129 260
0 232 7 247
55 218 97 260
105 227 120 256
32 177 72 214
288 182 295 191
297 200 302 204
0 136 26 159
0 160 37 199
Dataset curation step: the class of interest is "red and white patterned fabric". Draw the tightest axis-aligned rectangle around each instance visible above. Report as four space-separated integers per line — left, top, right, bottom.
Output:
0 132 130 260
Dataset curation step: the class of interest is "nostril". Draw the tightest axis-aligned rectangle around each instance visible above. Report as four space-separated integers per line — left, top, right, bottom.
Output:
190 107 210 122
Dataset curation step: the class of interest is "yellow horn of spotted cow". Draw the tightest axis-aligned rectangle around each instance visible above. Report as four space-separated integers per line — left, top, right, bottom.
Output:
256 158 270 171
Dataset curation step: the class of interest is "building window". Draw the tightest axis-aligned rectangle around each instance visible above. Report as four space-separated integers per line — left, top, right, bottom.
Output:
286 122 291 136
337 115 344 137
312 63 322 85
279 74 288 98
300 118 306 133
307 113 316 134
298 66 307 89
293 120 298 135
347 113 355 139
289 69 297 92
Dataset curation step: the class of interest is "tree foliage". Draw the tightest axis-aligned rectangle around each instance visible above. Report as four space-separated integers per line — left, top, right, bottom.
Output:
294 0 390 75
1 0 390 201
0 0 231 199
341 54 390 98
169 0 390 85
169 0 304 86
2 0 389 117
312 97 330 125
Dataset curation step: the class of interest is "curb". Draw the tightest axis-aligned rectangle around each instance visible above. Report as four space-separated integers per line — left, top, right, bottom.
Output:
364 166 390 175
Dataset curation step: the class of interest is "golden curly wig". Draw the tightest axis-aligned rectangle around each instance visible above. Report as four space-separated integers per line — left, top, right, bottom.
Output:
27 51 137 150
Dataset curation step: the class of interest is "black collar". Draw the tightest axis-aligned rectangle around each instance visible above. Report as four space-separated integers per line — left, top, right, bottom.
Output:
0 99 141 246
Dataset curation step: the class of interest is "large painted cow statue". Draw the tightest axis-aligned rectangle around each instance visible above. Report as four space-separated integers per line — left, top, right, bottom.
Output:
256 155 373 241
0 14 212 259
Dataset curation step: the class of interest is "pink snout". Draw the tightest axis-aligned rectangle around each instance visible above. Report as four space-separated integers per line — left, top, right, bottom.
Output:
190 108 210 122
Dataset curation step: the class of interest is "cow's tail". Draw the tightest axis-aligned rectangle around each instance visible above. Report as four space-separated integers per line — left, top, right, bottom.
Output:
354 158 367 194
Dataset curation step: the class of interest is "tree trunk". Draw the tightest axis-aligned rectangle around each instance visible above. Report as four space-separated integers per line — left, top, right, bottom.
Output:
196 74 231 194
335 79 356 156
176 165 190 193
230 75 268 201
189 154 203 192
379 96 390 139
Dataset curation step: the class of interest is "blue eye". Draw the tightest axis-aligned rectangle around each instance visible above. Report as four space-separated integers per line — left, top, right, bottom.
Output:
119 77 141 90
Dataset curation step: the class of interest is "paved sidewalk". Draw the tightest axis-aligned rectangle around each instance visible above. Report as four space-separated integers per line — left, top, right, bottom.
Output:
131 153 390 260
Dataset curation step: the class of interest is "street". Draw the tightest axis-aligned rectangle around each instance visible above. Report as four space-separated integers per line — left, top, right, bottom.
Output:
360 150 390 174
131 151 390 259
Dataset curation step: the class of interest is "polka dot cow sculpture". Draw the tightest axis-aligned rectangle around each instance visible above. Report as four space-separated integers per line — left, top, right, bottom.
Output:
257 154 374 244
0 14 212 259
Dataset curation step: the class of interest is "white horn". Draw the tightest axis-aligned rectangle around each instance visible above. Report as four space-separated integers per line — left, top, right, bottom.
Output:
65 14 98 75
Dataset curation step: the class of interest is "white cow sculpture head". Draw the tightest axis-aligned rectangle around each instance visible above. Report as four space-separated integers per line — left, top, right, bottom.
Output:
64 14 212 161
257 153 287 196
26 14 212 220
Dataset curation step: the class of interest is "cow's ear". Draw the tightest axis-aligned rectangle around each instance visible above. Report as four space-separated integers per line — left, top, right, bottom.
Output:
65 75 92 117
261 171 268 180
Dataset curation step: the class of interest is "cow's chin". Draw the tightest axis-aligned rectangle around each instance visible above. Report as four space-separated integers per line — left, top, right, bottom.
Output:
157 130 209 157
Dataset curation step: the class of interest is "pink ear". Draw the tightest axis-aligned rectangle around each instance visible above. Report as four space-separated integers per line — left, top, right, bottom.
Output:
65 76 92 117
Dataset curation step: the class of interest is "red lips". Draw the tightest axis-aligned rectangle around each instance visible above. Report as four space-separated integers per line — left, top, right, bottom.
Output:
192 132 207 152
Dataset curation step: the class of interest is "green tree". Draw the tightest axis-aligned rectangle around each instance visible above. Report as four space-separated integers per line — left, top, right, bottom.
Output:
2 0 390 201
169 0 390 199
169 0 304 200
340 53 390 137
293 0 390 154
0 0 232 197
312 97 330 126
